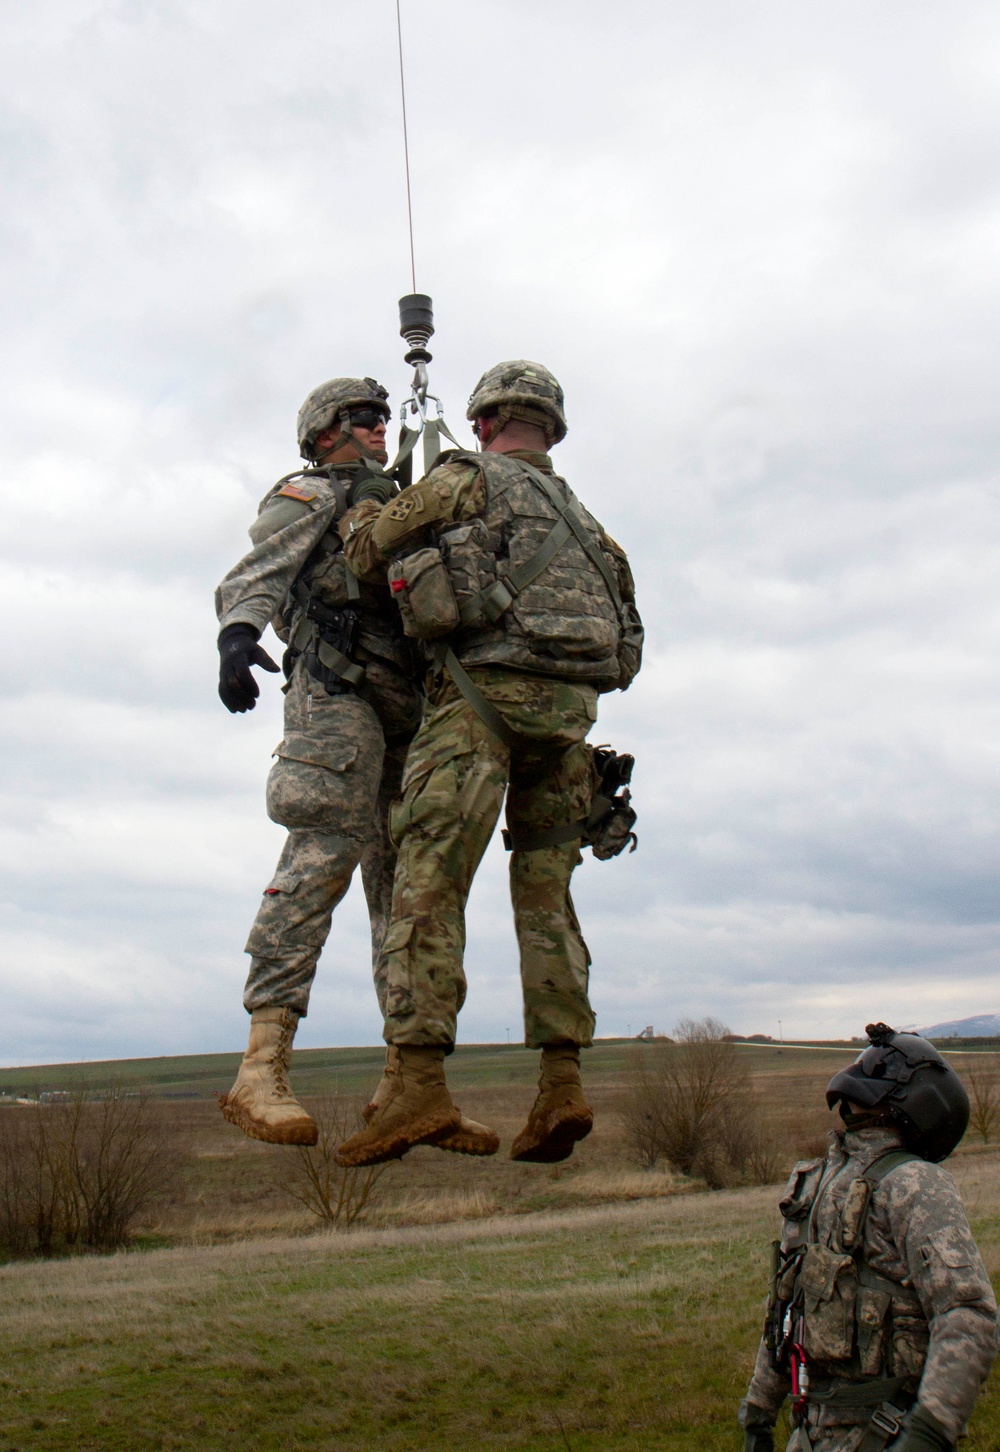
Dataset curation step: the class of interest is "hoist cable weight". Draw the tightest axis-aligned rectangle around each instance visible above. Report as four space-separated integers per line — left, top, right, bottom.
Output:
391 291 461 487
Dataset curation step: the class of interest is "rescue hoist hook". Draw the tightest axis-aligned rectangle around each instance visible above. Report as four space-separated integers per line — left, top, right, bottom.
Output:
390 292 460 488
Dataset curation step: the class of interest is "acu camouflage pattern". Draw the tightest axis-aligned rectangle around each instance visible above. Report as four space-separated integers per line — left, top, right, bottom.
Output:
215 463 421 1017
742 1125 997 1451
341 451 640 689
439 451 624 686
375 668 599 1050
465 359 568 442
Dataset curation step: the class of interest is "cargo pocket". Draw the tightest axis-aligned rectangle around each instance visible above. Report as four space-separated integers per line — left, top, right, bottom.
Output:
377 918 416 1022
799 1244 858 1361
266 735 360 830
921 1226 984 1304
244 871 304 955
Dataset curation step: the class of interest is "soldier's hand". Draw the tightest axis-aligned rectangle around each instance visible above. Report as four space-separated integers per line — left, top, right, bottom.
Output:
218 624 280 713
890 1407 954 1452
743 1429 774 1452
352 474 394 506
739 1401 775 1452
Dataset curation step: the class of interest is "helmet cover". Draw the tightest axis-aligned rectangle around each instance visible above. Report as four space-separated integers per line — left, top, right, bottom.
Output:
297 376 390 460
466 360 568 443
826 1022 970 1162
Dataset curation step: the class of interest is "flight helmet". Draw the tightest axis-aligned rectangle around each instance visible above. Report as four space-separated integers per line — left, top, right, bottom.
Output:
826 1022 970 1162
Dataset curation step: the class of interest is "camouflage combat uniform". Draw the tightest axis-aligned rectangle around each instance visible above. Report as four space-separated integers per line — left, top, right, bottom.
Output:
742 1125 997 1451
339 447 641 1049
215 464 421 1017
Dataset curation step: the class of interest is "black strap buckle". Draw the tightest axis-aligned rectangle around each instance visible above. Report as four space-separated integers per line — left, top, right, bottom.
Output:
869 1407 904 1440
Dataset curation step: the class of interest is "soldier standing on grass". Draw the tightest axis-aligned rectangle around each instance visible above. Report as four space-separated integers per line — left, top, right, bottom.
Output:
740 1023 996 1452
330 361 643 1170
212 377 432 1147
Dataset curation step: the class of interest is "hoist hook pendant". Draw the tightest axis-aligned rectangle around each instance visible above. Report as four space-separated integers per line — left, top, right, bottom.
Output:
399 293 434 365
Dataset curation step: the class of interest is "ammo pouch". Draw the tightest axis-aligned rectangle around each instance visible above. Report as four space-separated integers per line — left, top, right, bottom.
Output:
388 548 460 640
798 1243 858 1362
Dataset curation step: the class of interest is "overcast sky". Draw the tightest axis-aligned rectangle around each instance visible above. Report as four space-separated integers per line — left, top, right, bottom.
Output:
1 0 998 1066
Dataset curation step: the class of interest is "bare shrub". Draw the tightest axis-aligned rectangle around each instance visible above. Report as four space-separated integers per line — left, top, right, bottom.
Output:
964 1056 1000 1145
0 1089 180 1258
619 1017 781 1188
274 1096 390 1226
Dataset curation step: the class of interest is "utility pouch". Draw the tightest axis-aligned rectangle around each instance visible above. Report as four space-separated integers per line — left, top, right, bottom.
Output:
839 1178 872 1251
798 1244 858 1362
856 1286 892 1375
585 745 638 859
438 519 499 627
388 548 460 640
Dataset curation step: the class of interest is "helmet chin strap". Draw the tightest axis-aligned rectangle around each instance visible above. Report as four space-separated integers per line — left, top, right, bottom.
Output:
316 411 389 468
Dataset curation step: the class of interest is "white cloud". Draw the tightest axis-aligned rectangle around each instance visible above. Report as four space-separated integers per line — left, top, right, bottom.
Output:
0 0 998 1065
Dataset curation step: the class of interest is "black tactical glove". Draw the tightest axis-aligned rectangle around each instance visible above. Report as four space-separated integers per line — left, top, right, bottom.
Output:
890 1407 954 1452
218 624 280 713
739 1401 774 1452
351 474 394 506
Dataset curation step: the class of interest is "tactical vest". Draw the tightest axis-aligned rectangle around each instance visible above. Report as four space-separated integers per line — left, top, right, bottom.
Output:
265 466 414 689
768 1149 927 1450
435 451 625 686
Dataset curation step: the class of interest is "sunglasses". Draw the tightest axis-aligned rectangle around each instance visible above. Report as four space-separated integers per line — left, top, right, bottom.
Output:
348 407 388 431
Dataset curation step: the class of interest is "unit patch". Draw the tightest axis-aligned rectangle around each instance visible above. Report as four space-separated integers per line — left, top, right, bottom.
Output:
387 493 424 522
277 483 319 503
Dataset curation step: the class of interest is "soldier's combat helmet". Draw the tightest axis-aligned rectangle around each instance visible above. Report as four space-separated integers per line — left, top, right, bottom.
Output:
466 360 568 444
826 1022 970 1162
297 377 390 461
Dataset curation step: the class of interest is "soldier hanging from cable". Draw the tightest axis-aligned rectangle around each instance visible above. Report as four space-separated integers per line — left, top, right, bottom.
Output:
740 1023 996 1452
331 360 644 1169
213 376 497 1156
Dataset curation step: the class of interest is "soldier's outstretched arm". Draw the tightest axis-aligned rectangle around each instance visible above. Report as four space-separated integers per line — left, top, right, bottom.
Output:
214 486 342 712
888 1161 997 1443
339 459 485 581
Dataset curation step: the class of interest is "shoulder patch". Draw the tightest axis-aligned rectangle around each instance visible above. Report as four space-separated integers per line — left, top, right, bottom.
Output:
277 483 318 503
386 493 424 522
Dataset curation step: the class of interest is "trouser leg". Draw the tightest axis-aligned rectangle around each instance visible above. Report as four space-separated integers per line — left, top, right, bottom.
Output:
507 738 597 1048
243 829 364 1015
359 733 408 971
375 701 509 1046
242 676 386 1016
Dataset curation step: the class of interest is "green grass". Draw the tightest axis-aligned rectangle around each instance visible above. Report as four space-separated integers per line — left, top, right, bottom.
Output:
1 1162 998 1452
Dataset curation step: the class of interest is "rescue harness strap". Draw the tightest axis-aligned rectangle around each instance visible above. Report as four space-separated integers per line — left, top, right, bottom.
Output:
437 459 624 757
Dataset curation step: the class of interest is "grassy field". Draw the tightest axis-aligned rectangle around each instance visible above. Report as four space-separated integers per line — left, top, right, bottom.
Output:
1 1042 998 1450
1 1155 998 1452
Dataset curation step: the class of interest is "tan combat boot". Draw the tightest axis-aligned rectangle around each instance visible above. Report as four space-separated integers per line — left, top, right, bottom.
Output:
334 1046 461 1167
361 1047 499 1157
510 1044 593 1163
219 1007 318 1146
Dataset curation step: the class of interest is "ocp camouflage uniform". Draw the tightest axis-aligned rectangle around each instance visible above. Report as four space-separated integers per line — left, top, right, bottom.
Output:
339 447 641 1048
216 464 421 1017
742 1125 997 1451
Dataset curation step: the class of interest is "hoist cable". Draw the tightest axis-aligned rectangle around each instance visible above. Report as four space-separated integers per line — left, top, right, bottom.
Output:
395 0 417 293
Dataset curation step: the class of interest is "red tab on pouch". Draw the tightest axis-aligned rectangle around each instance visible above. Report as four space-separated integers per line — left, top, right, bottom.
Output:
390 578 407 592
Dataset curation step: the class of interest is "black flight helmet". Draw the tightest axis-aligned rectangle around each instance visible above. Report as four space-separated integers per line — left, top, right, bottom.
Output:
826 1022 970 1162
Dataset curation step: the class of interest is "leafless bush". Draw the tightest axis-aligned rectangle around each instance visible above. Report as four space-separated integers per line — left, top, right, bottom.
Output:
273 1096 390 1226
0 1089 180 1258
964 1056 1000 1145
620 1017 781 1188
